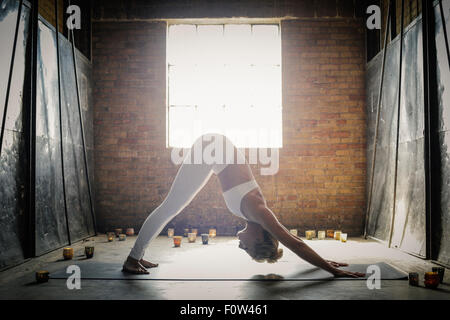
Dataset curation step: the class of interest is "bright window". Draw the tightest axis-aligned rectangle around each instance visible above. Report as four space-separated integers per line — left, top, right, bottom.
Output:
167 23 282 148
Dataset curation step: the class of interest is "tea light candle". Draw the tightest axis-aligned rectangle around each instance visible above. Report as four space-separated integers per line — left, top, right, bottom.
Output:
36 271 50 283
305 230 314 240
432 267 445 283
289 229 298 236
107 232 115 242
209 228 217 238
408 272 419 286
114 228 122 237
188 232 196 243
85 246 95 259
167 228 175 237
340 233 347 243
318 231 326 240
334 230 342 240
63 247 74 260
326 230 334 238
126 228 134 236
424 272 440 289
201 233 209 245
119 234 126 241
173 236 182 247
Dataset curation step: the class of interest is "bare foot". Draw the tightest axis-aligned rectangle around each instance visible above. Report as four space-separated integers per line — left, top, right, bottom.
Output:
122 256 149 274
140 259 159 269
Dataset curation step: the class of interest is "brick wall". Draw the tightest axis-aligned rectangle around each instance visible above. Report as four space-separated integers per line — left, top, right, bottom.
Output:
38 0 64 32
92 1 366 236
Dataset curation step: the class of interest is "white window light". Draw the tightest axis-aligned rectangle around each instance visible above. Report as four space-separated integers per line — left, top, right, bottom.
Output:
167 23 282 149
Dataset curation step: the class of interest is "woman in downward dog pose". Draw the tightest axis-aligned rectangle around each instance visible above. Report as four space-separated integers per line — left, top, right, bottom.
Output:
123 134 365 278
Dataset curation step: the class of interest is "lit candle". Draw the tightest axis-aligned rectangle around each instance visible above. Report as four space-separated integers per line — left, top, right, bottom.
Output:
424 272 440 289
318 231 325 240
340 233 347 243
209 228 217 238
36 271 50 283
107 232 115 242
173 236 182 247
334 230 342 240
432 267 445 283
188 232 196 243
63 247 74 260
85 246 95 259
126 228 135 236
326 230 335 238
167 228 175 238
119 234 126 241
305 230 314 240
290 229 298 236
191 228 198 236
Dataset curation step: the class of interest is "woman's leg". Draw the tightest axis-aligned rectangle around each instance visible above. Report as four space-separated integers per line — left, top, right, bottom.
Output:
129 161 214 260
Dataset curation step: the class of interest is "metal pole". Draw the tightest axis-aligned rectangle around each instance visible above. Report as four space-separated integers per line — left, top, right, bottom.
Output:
68 0 97 235
423 0 439 260
0 0 23 156
438 0 450 69
28 0 39 258
388 0 405 248
364 0 392 238
55 0 71 245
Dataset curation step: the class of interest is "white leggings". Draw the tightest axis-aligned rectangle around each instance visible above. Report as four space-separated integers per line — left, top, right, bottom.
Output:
129 135 251 260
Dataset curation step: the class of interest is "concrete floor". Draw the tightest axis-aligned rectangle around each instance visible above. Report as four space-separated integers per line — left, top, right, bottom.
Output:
0 235 449 300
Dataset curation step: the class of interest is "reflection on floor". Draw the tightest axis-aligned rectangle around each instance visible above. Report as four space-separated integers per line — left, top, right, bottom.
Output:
0 236 449 300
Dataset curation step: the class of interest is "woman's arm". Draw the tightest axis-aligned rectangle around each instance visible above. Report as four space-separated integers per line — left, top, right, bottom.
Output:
248 204 364 277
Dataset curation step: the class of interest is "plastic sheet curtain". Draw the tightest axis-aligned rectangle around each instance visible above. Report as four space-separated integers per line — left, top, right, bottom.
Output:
0 0 94 268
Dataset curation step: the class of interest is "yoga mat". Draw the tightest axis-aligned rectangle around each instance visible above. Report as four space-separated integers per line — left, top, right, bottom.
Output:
48 262 407 281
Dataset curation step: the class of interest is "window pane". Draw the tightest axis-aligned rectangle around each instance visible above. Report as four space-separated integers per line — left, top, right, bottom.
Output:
196 25 224 65
167 25 197 65
252 25 281 65
168 106 196 147
168 65 199 106
251 66 282 107
224 24 252 65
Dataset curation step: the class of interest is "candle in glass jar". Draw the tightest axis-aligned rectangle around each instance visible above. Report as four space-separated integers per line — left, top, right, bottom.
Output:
318 231 326 240
63 247 74 260
202 234 209 245
209 228 217 238
424 272 440 289
305 230 314 240
191 228 198 236
167 228 175 238
408 272 419 286
126 228 134 236
334 230 342 240
340 233 347 243
326 230 335 238
173 236 182 247
183 228 190 237
36 271 50 283
119 234 126 241
85 246 95 259
188 232 196 243
107 232 115 242
432 267 445 283
290 229 298 236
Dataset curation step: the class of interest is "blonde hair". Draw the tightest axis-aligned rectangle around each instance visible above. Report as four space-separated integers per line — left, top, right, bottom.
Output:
249 230 283 263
